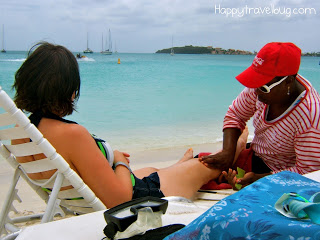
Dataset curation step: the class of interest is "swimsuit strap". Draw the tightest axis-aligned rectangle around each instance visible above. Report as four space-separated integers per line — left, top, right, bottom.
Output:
29 111 77 127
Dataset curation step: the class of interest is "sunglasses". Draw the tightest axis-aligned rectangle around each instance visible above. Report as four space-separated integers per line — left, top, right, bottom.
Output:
258 76 288 93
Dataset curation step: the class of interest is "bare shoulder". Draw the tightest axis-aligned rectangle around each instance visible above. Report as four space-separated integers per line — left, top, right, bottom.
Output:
40 120 96 162
53 122 95 149
62 122 92 139
40 118 90 140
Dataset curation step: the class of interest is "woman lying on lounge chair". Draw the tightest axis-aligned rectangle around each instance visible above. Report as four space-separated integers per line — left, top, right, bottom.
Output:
12 42 245 208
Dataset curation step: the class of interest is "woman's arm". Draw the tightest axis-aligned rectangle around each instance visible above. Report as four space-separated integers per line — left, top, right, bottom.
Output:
53 124 133 208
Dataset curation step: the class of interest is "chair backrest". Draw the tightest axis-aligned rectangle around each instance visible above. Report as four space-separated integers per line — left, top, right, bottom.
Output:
0 86 106 216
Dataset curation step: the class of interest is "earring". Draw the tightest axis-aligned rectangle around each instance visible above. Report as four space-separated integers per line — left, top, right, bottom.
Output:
287 86 290 95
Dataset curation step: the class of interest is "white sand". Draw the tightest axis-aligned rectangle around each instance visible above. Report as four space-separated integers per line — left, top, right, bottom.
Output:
0 142 222 222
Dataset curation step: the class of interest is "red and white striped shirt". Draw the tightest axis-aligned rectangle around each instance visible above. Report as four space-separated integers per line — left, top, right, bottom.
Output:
223 75 320 174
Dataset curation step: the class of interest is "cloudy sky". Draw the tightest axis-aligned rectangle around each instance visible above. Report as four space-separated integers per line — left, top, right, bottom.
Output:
1 0 319 53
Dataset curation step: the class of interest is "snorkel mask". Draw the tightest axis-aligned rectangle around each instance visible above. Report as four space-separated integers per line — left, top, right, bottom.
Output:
103 197 168 239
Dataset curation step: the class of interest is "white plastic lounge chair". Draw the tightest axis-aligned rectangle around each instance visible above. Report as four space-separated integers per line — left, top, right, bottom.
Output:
0 86 107 240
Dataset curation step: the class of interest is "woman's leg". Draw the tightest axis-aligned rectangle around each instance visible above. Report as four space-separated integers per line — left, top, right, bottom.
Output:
133 148 194 179
156 128 248 199
134 129 248 198
157 158 220 199
133 167 159 179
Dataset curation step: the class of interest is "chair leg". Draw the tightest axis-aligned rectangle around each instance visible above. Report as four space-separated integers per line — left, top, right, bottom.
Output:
0 230 21 240
0 168 21 237
41 173 64 223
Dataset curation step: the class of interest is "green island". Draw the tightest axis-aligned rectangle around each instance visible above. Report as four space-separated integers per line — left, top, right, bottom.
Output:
156 45 253 55
302 52 320 57
156 45 320 56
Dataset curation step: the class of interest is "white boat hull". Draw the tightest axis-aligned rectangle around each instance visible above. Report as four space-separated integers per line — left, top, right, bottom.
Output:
101 51 112 55
83 49 93 53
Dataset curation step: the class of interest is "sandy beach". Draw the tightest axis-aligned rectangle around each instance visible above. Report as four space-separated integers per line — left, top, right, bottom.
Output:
0 142 222 226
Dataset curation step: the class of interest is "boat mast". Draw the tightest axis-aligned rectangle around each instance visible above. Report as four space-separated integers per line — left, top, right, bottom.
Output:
1 24 5 52
2 25 3 50
109 29 112 52
105 30 108 51
87 32 89 50
101 33 103 52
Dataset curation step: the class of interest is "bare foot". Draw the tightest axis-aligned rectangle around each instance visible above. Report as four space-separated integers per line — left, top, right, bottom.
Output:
178 148 194 163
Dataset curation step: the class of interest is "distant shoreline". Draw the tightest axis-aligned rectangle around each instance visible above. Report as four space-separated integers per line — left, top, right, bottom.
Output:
2 50 320 56
156 45 320 56
156 45 254 55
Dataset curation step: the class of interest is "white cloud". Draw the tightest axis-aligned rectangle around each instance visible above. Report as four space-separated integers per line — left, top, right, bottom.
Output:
0 0 319 53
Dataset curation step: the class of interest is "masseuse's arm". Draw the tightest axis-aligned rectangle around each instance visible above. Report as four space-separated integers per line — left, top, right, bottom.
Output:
55 124 133 208
200 128 241 170
200 88 256 170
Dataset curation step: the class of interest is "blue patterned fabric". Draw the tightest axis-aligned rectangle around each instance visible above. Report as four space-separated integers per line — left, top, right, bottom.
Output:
165 171 320 240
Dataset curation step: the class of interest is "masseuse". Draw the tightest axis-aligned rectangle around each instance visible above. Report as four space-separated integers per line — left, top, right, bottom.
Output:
200 42 320 188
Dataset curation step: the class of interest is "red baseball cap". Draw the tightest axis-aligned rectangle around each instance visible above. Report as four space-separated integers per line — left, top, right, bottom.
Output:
236 42 301 88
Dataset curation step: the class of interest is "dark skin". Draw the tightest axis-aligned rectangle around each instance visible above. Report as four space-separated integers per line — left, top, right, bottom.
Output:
200 74 306 189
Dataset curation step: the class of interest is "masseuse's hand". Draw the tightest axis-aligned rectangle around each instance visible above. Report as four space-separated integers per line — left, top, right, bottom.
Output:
236 172 271 187
201 127 241 170
235 172 256 187
222 169 255 190
225 171 271 190
222 168 238 189
199 150 234 171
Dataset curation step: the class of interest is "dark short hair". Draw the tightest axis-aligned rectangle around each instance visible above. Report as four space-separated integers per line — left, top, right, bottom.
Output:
13 42 80 116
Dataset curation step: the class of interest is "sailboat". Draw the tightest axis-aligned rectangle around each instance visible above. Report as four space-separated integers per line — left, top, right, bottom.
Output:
83 32 93 53
1 24 6 53
170 36 174 56
101 29 112 55
100 34 104 53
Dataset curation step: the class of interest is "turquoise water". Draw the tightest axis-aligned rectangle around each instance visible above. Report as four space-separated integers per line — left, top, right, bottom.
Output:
1 52 320 151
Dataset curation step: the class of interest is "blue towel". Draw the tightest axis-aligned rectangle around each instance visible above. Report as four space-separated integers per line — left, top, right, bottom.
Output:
165 171 320 240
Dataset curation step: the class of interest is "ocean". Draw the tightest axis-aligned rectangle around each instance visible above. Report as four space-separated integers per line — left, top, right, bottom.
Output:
1 52 320 152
